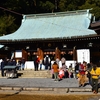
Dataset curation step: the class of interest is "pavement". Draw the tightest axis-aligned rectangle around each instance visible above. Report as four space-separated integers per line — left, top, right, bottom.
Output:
0 77 90 88
0 77 100 100
0 77 94 95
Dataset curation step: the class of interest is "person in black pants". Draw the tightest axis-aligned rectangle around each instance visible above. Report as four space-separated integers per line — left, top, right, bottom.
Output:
44 55 51 70
33 56 39 71
1 59 5 77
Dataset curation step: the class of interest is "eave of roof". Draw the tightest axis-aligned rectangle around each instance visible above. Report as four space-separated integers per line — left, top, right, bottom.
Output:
0 34 99 44
0 9 96 42
91 21 100 27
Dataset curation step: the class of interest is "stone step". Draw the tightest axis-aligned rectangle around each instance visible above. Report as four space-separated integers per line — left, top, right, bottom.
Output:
17 70 52 78
0 70 52 78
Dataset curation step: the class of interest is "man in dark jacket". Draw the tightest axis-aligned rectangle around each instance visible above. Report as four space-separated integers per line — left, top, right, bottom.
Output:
1 59 5 77
33 55 39 71
44 55 51 70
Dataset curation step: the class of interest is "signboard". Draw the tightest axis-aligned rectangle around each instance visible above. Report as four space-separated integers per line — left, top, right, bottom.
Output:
77 49 90 63
15 50 22 58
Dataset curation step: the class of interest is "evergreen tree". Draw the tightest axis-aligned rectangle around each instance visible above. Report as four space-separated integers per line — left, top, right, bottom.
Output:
0 15 17 36
0 0 100 35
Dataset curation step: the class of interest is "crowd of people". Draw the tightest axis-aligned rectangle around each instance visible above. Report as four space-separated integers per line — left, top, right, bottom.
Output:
51 59 100 94
51 57 74 81
0 54 100 94
0 58 25 77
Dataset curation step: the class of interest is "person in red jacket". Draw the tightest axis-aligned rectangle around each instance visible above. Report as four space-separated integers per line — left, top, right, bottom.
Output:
78 61 87 87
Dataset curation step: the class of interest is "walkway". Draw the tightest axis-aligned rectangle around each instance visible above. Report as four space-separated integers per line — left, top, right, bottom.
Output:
0 78 90 88
0 77 94 95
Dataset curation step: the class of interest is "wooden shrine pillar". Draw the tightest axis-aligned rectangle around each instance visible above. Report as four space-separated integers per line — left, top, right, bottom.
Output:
73 46 77 61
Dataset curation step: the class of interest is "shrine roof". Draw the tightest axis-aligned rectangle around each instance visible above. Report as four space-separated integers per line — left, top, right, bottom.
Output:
0 9 96 42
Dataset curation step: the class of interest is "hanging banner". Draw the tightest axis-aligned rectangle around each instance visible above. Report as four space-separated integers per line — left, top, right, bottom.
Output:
77 49 90 63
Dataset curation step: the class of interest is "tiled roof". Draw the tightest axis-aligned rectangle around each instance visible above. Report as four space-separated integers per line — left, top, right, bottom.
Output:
0 9 96 42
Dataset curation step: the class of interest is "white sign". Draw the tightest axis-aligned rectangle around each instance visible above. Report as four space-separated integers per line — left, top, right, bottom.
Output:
15 50 22 58
77 49 90 63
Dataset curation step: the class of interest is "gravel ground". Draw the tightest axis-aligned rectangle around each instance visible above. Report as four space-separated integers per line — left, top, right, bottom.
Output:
88 96 100 100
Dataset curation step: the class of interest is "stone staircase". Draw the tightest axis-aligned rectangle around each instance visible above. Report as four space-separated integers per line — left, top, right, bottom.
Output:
17 70 52 78
0 70 52 78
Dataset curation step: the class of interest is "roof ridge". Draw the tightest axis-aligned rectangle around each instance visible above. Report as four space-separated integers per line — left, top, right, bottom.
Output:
23 9 92 19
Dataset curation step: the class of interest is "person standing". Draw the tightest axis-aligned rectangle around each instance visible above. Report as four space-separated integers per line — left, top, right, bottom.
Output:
90 64 100 94
55 47 61 60
78 61 87 87
68 64 73 78
39 59 43 70
1 59 5 77
74 62 79 79
86 63 93 85
52 61 59 81
44 55 51 70
34 55 40 71
21 58 25 70
61 57 66 66
55 57 60 66
37 48 44 61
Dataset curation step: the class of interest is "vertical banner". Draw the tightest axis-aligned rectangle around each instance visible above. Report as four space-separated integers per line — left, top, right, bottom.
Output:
77 49 90 63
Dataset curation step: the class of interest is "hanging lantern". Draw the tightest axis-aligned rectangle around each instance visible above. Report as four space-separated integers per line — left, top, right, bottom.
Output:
53 52 55 55
44 52 46 55
61 51 64 54
68 51 73 55
33 52 36 55
47 52 49 54
50 52 52 54
28 52 30 55
70 51 73 55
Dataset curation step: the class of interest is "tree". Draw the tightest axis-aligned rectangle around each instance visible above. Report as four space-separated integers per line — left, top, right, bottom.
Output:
0 0 100 36
0 15 17 36
58 0 67 11
38 1 55 13
79 0 100 20
58 0 86 11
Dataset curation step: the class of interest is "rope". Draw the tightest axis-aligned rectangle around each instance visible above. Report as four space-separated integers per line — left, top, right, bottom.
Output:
0 6 22 16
